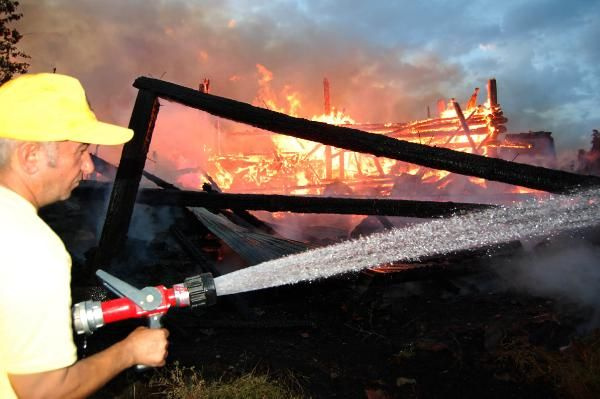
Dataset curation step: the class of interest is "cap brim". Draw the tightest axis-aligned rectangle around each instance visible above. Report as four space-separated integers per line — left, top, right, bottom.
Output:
68 120 134 145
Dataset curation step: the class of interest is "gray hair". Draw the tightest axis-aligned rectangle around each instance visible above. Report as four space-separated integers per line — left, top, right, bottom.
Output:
0 137 17 169
43 141 58 167
0 138 58 169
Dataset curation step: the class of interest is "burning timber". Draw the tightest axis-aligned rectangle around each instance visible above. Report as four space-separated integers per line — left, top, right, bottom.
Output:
88 153 493 222
77 181 493 217
130 76 600 193
94 76 600 266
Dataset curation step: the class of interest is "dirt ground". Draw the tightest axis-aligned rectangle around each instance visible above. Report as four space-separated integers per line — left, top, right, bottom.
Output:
41 186 600 399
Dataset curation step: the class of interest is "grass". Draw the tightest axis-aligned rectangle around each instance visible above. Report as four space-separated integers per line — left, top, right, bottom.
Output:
495 329 600 399
142 362 306 399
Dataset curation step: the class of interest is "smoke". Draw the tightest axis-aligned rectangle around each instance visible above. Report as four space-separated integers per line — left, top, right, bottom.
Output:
12 0 600 160
16 1 463 130
495 233 600 331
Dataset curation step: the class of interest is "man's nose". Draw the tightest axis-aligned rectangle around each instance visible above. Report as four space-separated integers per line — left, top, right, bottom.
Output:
82 151 95 174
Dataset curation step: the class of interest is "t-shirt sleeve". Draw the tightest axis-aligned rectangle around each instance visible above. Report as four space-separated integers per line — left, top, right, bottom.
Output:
0 229 77 374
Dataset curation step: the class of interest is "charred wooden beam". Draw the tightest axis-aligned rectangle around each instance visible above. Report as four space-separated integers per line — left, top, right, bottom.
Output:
133 77 600 193
90 153 117 179
133 189 493 217
74 184 494 217
73 182 539 209
94 89 160 267
90 153 179 190
92 153 275 234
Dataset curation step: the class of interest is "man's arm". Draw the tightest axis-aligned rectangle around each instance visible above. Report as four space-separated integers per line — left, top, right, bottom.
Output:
8 326 169 399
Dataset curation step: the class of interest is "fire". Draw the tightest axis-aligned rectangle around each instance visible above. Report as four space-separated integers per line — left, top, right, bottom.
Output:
203 74 548 202
312 110 355 125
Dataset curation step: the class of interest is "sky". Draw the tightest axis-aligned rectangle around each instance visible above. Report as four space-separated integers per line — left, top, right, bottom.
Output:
14 0 600 154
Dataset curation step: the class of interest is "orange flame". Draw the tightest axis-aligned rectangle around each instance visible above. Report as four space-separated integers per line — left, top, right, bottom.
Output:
204 71 543 201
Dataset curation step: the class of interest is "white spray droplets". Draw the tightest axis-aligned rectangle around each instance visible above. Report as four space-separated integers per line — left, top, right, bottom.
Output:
214 188 600 296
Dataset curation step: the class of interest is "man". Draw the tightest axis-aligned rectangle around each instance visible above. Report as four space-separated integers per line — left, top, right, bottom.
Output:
0 73 169 398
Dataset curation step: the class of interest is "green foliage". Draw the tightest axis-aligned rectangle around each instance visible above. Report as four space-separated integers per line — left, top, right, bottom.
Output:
0 0 29 84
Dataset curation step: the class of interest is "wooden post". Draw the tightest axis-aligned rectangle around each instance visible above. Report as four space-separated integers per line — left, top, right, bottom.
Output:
338 150 345 179
94 89 159 267
487 79 497 108
325 145 333 179
486 78 499 158
323 78 331 116
323 78 333 180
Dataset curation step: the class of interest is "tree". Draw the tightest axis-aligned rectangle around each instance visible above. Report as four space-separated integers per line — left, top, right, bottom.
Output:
591 129 600 153
0 0 29 84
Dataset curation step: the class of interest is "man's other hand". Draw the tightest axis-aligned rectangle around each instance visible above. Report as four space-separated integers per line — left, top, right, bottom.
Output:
124 326 170 367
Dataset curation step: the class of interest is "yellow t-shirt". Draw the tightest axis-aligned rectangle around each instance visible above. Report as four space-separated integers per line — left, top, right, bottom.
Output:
0 185 77 398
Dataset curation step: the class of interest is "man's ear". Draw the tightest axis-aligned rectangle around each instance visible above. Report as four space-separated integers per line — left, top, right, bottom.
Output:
14 141 44 175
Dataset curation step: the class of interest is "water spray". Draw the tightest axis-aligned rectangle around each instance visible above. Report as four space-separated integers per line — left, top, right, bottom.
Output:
73 187 600 351
213 187 600 296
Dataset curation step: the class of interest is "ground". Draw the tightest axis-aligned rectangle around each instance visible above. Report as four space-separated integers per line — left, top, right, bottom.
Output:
40 186 600 399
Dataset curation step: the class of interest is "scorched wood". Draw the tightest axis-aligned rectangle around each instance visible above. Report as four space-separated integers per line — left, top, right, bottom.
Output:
133 189 493 217
94 89 160 267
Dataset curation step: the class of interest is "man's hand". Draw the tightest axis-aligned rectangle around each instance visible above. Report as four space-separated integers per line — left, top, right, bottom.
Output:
9 327 170 399
123 326 170 367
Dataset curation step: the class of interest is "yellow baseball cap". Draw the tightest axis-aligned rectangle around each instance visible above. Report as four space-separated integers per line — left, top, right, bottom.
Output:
0 73 133 145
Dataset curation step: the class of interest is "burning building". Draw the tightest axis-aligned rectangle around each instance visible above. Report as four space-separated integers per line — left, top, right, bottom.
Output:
90 75 599 270
198 78 556 202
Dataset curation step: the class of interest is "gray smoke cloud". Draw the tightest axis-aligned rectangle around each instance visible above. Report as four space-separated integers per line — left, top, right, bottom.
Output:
495 234 600 331
15 0 599 157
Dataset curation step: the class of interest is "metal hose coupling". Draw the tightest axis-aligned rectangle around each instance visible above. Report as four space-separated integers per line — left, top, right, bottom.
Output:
184 273 217 308
73 300 104 335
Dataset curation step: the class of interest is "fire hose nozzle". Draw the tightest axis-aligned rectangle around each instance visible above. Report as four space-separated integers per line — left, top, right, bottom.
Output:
184 273 217 308
71 270 217 337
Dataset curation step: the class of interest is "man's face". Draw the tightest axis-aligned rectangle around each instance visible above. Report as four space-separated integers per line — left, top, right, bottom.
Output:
39 140 94 204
